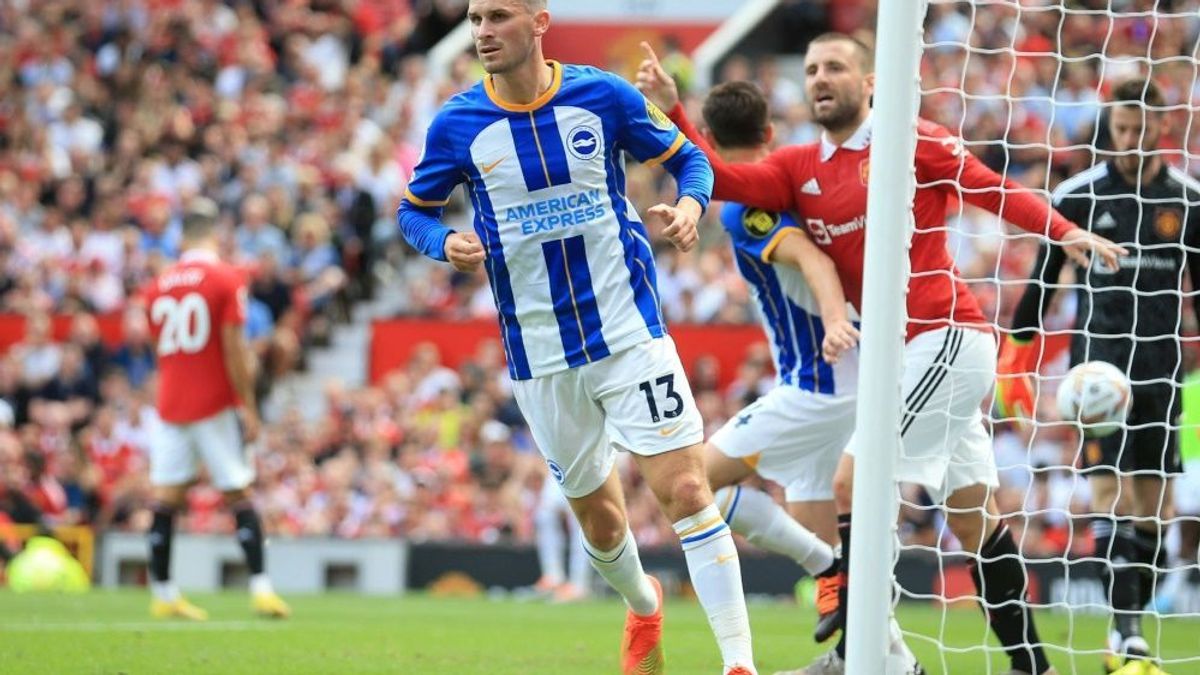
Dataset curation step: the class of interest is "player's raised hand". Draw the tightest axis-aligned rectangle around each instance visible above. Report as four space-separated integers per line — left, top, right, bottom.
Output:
1060 227 1127 270
445 232 486 272
821 318 860 365
635 41 679 112
648 203 699 252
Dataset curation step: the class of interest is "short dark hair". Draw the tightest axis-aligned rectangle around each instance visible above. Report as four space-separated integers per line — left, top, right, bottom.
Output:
182 197 219 240
702 81 770 150
1111 77 1164 110
808 32 874 74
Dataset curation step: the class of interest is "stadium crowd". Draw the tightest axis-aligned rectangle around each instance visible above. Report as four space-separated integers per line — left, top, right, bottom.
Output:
0 0 1198 564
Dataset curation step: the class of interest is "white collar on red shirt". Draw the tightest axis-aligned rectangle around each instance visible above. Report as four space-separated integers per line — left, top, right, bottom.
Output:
179 249 220 264
819 111 874 162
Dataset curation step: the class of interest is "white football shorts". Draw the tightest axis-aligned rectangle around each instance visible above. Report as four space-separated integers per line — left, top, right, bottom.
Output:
149 408 254 491
847 326 999 504
513 336 704 499
710 385 855 501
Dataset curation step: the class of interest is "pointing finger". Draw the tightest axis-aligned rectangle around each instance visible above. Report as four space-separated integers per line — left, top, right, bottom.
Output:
639 41 661 67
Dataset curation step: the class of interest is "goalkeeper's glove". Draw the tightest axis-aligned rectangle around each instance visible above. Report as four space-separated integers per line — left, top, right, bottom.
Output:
995 335 1038 422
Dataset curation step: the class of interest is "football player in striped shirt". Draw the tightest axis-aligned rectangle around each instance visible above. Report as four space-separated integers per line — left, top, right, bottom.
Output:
397 2 755 673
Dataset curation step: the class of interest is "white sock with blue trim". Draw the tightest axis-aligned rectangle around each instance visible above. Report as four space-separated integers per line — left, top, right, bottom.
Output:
715 485 834 575
675 503 755 672
582 528 657 616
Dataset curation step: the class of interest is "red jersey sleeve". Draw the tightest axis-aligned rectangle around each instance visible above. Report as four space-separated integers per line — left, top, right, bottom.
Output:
915 120 1077 240
666 102 798 212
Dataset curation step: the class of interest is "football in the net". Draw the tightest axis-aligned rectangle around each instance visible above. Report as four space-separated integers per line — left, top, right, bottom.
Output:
1056 361 1132 438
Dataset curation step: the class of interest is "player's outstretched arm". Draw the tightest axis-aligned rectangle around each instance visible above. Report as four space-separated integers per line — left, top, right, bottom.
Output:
770 231 859 364
635 42 795 212
918 123 1127 269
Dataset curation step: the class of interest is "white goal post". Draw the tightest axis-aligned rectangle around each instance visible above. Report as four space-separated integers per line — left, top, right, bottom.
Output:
846 0 925 672
851 1 1200 673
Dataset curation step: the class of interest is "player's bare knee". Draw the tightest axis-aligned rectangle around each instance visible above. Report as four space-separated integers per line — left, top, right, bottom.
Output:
1136 500 1174 526
1087 472 1124 512
661 473 712 522
575 499 627 550
832 471 853 512
1132 478 1170 521
945 510 986 553
580 518 626 552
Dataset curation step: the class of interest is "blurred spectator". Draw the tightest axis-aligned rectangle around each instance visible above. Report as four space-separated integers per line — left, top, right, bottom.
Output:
235 193 292 263
12 313 62 398
110 309 155 389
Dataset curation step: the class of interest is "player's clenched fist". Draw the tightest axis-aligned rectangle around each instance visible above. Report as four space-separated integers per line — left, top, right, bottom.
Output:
648 201 699 252
444 232 486 272
821 317 860 365
635 42 679 113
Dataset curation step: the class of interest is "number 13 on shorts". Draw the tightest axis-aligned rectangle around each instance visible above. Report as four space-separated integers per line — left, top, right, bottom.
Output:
638 373 684 423
511 337 704 498
601 338 704 455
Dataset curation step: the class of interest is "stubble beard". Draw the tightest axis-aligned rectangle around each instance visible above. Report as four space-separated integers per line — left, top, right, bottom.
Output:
812 94 864 136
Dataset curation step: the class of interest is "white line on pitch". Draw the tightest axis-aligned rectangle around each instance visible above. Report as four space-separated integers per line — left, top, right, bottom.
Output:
0 621 283 632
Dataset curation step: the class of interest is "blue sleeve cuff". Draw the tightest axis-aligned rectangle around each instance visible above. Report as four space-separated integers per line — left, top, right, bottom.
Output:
663 142 714 216
397 203 454 262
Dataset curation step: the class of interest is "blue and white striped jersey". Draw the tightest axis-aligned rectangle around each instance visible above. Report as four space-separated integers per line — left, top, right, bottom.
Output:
399 61 713 380
720 203 858 395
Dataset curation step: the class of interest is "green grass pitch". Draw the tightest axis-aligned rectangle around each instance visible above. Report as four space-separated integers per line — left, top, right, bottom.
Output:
0 590 1197 674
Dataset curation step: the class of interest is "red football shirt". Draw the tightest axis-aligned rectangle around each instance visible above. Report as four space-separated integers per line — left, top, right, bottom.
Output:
142 249 246 423
669 105 1077 341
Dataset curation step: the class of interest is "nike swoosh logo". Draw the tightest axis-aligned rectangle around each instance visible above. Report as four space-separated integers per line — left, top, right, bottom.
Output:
482 157 506 174
716 553 736 565
658 423 683 437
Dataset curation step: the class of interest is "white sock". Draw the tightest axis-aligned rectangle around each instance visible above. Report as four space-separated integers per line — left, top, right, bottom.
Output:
249 573 274 596
567 515 592 589
534 501 566 585
716 485 834 575
582 528 658 615
151 581 180 603
674 504 755 672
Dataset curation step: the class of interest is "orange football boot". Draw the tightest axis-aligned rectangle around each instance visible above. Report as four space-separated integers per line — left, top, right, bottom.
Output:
620 575 665 675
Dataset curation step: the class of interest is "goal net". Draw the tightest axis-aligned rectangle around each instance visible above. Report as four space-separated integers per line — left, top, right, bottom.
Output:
875 1 1200 672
